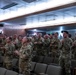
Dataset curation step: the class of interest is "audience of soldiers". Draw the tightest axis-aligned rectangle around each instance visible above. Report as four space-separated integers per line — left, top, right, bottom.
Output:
0 31 76 75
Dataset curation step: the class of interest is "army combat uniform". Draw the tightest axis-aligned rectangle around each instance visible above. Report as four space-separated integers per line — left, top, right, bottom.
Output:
4 43 15 69
72 40 76 59
59 37 73 75
0 38 4 56
50 38 60 63
19 43 32 75
43 38 50 56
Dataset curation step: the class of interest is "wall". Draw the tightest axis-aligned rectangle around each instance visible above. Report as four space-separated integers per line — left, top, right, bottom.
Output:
3 28 26 36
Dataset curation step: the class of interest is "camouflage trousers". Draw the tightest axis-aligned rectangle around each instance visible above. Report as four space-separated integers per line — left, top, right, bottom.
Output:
19 59 31 75
3 62 12 70
51 50 59 57
3 56 12 70
59 54 71 75
43 47 50 56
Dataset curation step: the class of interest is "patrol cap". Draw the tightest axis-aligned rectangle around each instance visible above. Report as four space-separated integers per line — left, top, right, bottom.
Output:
61 31 69 34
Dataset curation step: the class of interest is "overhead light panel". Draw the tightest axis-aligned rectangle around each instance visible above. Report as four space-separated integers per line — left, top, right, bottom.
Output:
1 2 18 10
23 0 36 3
0 0 76 21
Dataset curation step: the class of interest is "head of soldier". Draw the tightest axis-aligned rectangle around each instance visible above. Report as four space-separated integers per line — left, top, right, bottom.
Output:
62 31 69 38
44 34 49 39
6 37 12 43
13 34 18 40
38 33 42 38
18 35 23 41
54 32 58 38
22 37 29 44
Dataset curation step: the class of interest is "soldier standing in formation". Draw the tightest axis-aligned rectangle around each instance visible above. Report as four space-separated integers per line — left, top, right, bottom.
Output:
34 33 44 56
43 34 50 56
50 32 60 63
59 31 73 75
72 40 76 59
15 37 32 75
3 37 15 69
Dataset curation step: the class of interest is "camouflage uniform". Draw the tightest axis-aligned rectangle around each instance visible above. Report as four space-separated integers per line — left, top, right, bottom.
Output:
16 40 22 50
36 37 44 56
72 40 76 59
43 37 50 56
32 35 38 56
0 37 6 56
59 37 73 75
0 38 4 56
14 40 22 58
4 43 15 69
2 37 6 46
19 43 32 75
13 38 19 49
50 38 60 63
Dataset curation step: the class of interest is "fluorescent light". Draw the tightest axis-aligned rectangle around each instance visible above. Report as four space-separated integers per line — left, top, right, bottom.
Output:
0 0 75 21
33 29 37 31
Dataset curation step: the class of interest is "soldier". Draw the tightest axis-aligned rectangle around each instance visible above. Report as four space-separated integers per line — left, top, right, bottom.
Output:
32 35 38 56
28 37 33 47
48 34 53 56
16 35 23 50
0 37 4 56
0 35 7 56
15 37 32 75
35 33 44 56
50 32 60 63
72 40 76 59
13 35 23 58
49 33 53 42
3 37 15 69
43 34 50 56
12 34 19 49
1 34 7 46
59 31 73 75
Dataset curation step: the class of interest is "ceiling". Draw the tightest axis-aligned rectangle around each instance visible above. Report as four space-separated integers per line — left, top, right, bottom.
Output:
1 6 76 25
0 0 49 12
0 0 39 25
0 0 76 32
0 0 36 9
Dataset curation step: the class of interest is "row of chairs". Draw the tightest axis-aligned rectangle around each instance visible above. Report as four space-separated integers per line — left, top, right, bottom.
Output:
31 62 62 75
0 67 22 75
0 55 76 75
0 62 62 75
1 61 76 75
71 60 76 75
32 55 59 64
0 55 59 68
32 56 76 75
31 60 76 75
